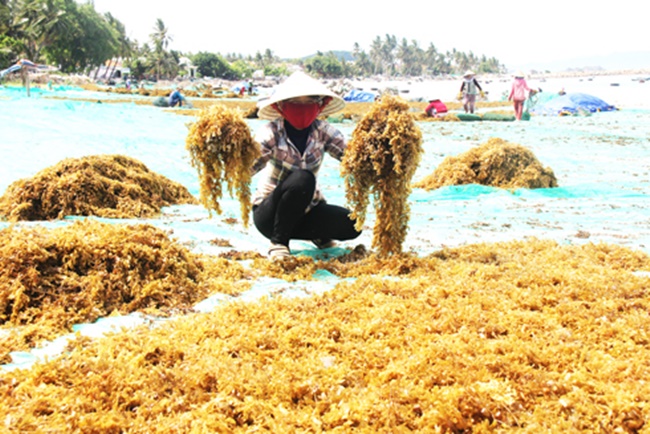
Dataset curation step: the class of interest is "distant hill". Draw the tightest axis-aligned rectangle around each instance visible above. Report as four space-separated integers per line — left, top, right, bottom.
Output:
299 51 355 61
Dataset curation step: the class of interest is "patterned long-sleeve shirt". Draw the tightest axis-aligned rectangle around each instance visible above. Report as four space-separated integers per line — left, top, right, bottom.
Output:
251 118 347 211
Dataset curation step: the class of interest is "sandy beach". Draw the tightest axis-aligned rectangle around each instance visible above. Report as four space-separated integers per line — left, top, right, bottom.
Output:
1 72 650 431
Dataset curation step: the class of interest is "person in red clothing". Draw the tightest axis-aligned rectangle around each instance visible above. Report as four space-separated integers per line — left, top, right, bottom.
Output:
424 98 448 117
508 71 531 121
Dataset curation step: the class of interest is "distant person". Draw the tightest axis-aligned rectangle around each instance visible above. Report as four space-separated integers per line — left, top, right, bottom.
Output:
424 98 448 117
239 85 246 97
508 71 531 121
558 87 566 96
248 81 254 95
169 87 183 107
458 70 484 114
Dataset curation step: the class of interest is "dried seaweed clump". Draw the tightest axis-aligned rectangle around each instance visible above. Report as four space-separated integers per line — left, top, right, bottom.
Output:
0 219 246 359
414 137 558 191
0 155 197 221
1 240 649 432
341 94 423 256
186 104 260 227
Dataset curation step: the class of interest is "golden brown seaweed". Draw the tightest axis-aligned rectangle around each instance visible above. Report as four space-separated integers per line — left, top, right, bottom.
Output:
341 94 423 256
185 104 260 228
414 137 558 190
0 239 649 432
0 219 249 359
0 155 197 221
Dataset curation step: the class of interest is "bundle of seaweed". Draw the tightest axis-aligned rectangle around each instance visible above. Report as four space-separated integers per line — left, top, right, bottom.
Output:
0 155 197 221
186 104 260 228
0 219 249 361
1 239 649 432
341 94 423 256
414 137 558 191
137 88 171 98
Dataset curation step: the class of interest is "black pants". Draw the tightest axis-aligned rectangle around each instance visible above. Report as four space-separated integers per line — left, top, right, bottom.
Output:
253 170 361 247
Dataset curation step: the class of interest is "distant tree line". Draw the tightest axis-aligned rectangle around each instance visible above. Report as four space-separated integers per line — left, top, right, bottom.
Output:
303 36 505 78
0 1 505 80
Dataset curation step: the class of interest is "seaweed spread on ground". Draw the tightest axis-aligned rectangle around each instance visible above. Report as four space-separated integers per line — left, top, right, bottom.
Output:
186 104 260 228
414 137 558 191
0 155 197 221
0 219 250 362
341 95 423 256
1 239 649 432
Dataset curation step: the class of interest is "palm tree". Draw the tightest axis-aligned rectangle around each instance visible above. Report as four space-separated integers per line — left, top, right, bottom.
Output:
396 39 423 77
424 43 441 76
149 18 172 80
263 48 275 65
354 51 372 77
150 18 171 49
369 36 382 75
13 0 72 61
381 34 397 76
0 0 11 35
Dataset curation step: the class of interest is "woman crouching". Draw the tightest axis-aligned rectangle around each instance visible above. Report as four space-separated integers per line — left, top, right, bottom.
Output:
251 71 361 259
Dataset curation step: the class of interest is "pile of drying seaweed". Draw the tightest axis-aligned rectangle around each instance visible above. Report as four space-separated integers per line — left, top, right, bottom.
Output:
0 219 250 362
1 239 649 432
0 155 197 221
186 104 260 227
341 94 423 256
414 137 558 191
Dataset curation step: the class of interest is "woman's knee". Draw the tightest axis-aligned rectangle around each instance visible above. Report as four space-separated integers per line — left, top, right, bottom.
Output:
279 170 316 203
332 208 363 241
344 220 362 241
285 169 315 191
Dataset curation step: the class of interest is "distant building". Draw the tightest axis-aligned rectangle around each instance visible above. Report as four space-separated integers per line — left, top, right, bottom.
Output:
179 57 197 78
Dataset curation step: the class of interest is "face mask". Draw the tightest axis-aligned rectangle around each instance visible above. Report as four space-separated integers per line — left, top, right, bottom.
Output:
276 102 322 130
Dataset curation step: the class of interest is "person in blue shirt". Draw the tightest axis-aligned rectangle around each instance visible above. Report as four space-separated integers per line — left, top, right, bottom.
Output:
169 87 183 107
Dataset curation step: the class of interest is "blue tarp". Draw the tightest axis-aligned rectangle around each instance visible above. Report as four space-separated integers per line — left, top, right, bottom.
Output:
343 89 377 102
530 92 616 116
0 64 22 78
1 59 53 78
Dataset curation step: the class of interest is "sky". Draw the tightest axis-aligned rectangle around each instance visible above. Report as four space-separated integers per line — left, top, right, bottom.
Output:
89 0 647 71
